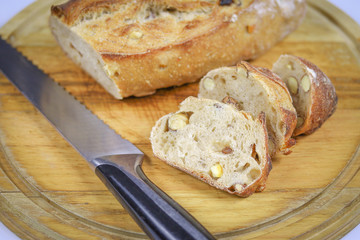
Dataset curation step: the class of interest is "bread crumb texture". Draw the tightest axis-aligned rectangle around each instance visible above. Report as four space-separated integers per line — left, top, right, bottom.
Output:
198 62 297 156
272 54 338 136
150 97 270 197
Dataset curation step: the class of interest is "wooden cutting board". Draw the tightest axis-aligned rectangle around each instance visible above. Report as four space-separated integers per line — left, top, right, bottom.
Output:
0 0 359 239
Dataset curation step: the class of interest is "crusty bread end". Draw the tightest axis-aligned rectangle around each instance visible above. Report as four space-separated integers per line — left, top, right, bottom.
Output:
272 55 338 136
50 0 306 99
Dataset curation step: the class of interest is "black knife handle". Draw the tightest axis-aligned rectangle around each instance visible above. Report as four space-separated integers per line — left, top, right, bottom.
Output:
95 163 215 240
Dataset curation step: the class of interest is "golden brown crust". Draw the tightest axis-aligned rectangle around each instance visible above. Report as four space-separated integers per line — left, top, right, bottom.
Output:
240 61 293 100
50 0 307 99
254 112 272 193
254 66 293 98
237 61 297 155
51 0 119 25
279 107 297 154
292 56 338 136
52 0 216 25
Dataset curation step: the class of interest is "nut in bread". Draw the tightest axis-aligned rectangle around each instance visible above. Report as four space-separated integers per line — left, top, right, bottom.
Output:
198 62 297 156
272 55 338 136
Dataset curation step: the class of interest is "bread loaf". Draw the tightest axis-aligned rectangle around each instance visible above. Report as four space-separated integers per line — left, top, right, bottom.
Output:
198 62 297 156
50 0 306 99
150 97 271 197
272 54 338 136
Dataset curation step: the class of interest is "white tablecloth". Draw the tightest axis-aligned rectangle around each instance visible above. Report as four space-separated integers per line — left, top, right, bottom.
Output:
0 1 359 239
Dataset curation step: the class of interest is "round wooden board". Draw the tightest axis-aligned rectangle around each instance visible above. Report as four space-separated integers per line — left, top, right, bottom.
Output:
1 0 360 239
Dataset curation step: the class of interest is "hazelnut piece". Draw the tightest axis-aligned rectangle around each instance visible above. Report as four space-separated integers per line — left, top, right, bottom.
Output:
222 146 233 154
286 62 294 70
210 164 223 178
203 77 215 91
287 76 298 94
168 113 189 131
129 30 143 39
222 96 241 110
301 75 311 92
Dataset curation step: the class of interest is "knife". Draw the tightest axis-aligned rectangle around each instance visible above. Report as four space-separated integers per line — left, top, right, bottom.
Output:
0 37 215 240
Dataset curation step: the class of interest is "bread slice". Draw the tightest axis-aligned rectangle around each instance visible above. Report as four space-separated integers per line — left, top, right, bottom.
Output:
50 0 306 99
272 55 338 136
198 62 297 156
150 97 271 197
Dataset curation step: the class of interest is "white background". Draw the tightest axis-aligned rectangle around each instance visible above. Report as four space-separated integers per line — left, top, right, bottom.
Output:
0 0 359 239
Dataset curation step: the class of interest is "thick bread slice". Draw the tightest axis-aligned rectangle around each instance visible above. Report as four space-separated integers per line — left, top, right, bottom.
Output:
150 97 272 197
50 0 306 99
272 55 338 136
198 62 297 156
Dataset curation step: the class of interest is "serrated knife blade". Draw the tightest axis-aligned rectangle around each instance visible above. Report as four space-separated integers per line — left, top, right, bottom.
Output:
0 38 214 240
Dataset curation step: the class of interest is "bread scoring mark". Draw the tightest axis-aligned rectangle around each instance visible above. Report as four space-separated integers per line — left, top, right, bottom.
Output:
56 0 255 55
51 1 120 26
140 4 213 22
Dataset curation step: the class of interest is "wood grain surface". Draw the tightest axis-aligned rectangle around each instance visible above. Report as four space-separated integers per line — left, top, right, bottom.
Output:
0 0 359 239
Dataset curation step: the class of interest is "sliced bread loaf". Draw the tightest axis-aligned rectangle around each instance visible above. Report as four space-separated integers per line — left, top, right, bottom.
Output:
272 55 338 136
198 62 297 156
50 0 306 99
150 97 271 197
